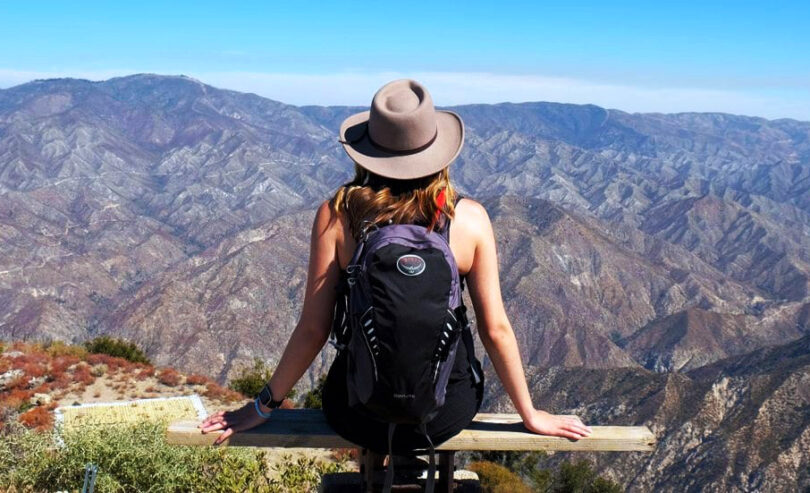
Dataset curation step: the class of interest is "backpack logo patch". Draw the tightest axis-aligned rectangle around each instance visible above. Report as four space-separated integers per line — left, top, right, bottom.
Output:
396 254 426 276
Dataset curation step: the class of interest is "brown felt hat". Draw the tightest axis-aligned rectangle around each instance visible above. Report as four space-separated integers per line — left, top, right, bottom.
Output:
338 79 464 180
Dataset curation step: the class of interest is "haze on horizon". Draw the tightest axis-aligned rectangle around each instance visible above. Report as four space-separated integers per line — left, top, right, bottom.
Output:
1 1 809 120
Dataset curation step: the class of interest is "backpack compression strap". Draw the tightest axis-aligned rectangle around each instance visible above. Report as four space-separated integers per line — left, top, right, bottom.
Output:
454 304 482 385
328 276 350 351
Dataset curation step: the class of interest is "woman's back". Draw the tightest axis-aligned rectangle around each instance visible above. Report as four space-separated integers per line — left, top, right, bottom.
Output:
322 191 487 454
333 196 480 277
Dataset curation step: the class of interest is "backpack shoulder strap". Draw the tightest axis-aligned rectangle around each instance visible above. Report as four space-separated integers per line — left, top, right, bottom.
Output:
436 191 468 292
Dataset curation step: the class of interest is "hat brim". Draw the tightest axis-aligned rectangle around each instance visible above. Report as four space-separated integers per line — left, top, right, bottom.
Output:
339 110 464 180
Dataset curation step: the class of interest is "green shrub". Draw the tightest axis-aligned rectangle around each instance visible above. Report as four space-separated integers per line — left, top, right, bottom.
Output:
469 450 548 474
0 417 349 492
227 358 298 401
466 452 621 493
228 357 275 399
302 374 327 409
469 460 533 493
83 336 151 365
0 418 270 491
469 450 550 490
552 459 622 493
272 453 350 492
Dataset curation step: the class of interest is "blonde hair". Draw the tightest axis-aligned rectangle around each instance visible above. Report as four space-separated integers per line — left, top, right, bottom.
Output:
329 164 458 241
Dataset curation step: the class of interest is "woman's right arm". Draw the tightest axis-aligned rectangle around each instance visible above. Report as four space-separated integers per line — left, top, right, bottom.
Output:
463 200 592 440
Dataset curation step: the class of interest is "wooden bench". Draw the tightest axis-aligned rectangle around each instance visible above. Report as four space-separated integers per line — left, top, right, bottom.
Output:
167 409 655 492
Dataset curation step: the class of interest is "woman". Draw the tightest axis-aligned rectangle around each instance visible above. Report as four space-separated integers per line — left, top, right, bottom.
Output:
200 79 592 451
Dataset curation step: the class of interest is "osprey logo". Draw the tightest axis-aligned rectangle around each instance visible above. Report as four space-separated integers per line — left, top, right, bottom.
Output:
396 254 426 276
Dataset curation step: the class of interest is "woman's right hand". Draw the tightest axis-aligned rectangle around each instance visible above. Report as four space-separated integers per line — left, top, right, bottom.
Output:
522 409 593 440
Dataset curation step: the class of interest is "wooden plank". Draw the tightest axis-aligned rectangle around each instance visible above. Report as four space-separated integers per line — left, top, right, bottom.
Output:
166 409 656 452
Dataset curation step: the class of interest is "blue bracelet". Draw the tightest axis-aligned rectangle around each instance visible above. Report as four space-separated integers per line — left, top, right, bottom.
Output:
254 398 273 419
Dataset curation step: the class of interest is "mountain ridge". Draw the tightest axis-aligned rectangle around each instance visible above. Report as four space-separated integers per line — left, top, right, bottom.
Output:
1 72 809 491
2 73 808 378
5 73 810 124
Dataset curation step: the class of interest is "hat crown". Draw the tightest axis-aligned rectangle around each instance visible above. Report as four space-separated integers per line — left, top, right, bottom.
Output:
368 79 437 152
337 78 464 180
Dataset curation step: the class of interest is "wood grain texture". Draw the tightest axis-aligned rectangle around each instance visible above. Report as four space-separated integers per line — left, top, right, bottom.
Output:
166 409 656 452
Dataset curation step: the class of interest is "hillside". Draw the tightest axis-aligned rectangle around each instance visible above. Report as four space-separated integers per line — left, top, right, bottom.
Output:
5 335 808 491
1 75 808 382
0 339 245 432
1 74 809 490
0 339 362 492
484 334 810 491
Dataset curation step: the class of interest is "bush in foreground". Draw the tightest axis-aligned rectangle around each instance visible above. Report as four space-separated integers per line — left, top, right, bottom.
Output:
469 460 533 493
83 336 151 365
467 451 622 493
302 374 327 409
228 357 287 399
0 418 349 492
554 459 623 493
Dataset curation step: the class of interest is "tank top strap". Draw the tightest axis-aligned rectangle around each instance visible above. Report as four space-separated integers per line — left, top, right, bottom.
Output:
436 191 465 241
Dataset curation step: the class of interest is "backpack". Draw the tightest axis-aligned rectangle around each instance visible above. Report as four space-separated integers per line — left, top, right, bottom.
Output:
329 192 482 493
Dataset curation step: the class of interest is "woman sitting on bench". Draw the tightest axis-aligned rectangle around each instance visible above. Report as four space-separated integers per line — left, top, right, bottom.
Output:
199 79 592 457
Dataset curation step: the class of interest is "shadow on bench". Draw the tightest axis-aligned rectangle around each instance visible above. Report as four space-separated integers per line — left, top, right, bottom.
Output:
167 409 655 491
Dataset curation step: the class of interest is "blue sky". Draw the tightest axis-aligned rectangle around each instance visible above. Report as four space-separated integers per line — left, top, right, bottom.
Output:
1 1 809 119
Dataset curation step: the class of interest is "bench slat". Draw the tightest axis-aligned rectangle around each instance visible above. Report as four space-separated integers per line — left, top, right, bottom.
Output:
166 409 655 452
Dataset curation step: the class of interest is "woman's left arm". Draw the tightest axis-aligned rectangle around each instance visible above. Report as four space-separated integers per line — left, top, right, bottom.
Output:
200 200 340 444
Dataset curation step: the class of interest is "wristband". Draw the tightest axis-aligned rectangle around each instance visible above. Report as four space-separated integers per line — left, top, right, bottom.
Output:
258 383 284 409
254 397 273 419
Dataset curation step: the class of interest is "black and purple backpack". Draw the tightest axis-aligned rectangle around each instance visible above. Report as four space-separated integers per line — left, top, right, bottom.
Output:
329 193 482 492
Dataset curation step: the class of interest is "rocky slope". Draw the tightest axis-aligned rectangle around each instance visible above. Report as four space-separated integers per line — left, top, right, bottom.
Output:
2 74 808 381
484 334 810 492
0 339 246 432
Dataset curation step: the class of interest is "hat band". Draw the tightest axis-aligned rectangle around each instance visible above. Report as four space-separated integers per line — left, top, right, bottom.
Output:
340 122 438 156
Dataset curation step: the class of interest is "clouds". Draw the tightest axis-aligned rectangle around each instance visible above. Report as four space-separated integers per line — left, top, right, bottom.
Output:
2 68 808 121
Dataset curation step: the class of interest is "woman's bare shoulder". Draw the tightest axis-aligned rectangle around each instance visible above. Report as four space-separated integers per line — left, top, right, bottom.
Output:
314 199 343 227
454 197 492 233
315 198 355 269
456 196 487 216
450 198 493 273
310 199 345 244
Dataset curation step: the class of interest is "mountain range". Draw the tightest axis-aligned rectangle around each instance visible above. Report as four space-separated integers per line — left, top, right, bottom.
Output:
1 74 808 490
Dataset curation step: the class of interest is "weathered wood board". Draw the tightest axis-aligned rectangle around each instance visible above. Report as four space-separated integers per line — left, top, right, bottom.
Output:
167 409 656 452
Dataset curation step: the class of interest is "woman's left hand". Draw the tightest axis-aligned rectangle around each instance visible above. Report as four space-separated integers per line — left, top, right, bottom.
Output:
198 400 270 445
